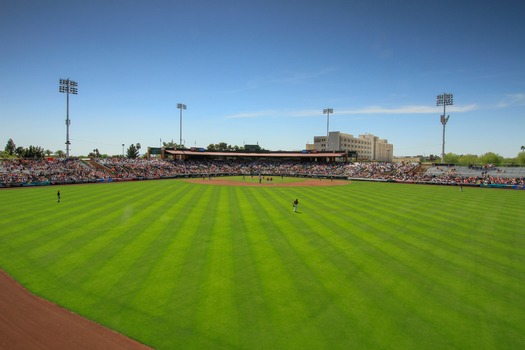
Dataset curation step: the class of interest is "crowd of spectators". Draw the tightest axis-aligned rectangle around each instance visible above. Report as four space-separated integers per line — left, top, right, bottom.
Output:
97 158 188 179
0 159 109 185
1 158 524 189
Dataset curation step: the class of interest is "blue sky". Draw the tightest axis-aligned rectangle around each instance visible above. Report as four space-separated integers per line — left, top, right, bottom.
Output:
1 0 524 158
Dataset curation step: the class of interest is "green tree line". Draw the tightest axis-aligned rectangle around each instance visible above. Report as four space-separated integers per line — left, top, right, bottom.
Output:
439 150 525 166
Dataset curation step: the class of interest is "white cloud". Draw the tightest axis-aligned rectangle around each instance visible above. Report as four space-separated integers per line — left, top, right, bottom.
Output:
226 104 478 119
336 104 477 115
496 93 525 108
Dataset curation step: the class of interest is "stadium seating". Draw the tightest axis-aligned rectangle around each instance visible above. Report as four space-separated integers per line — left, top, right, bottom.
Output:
1 158 524 189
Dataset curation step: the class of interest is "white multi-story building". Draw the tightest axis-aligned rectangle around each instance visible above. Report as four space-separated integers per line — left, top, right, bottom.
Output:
312 131 393 162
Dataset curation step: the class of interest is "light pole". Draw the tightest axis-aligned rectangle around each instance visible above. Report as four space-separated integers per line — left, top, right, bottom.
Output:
177 103 187 148
323 108 333 151
59 78 78 158
436 93 453 164
122 144 125 157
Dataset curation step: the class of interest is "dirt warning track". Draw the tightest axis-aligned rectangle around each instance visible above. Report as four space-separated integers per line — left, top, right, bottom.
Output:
0 270 152 350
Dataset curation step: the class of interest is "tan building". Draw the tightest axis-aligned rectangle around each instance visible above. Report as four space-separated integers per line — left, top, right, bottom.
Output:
312 131 393 162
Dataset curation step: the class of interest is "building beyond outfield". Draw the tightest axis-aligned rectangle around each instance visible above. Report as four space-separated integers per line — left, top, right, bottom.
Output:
310 132 393 162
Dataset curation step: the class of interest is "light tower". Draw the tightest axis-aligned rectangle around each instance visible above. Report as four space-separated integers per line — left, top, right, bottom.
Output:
323 108 333 151
177 103 187 148
436 93 453 164
59 78 78 158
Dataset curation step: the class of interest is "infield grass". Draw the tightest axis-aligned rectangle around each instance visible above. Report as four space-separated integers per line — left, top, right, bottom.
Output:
1 179 524 349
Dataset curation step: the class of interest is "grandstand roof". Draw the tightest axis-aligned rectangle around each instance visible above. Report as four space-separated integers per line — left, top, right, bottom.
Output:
165 150 347 158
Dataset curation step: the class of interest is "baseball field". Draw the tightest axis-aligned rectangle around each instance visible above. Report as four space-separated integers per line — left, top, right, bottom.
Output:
0 177 524 349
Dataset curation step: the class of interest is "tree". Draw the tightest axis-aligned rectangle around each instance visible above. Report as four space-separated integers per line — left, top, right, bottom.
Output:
444 152 459 164
517 151 525 166
162 140 181 149
15 146 26 158
479 152 503 165
127 143 141 159
457 154 479 166
217 142 229 151
89 149 101 158
4 138 16 155
207 142 246 151
55 150 65 158
25 145 45 159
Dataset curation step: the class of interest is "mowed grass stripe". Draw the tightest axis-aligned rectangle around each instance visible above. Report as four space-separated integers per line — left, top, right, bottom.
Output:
346 221 481 348
290 219 419 348
258 187 342 348
192 186 240 349
265 186 412 348
345 183 525 278
79 181 219 347
83 183 202 308
1 183 139 266
87 188 208 327
228 187 281 349
236 187 328 349
27 189 148 279
117 185 224 347
255 186 408 348
126 181 209 308
147 185 234 348
368 186 523 340
381 185 525 299
62 182 183 286
401 191 525 345
336 183 524 348
42 183 194 304
395 204 525 298
0 185 132 289
127 197 209 315
279 184 454 348
289 183 523 348
285 186 436 348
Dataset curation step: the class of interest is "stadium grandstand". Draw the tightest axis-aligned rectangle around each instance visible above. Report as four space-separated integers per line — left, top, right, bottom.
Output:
150 147 349 163
1 151 524 189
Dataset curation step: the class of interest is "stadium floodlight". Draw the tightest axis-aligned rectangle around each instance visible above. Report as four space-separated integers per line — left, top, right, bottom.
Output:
177 103 187 148
59 78 78 158
436 93 453 164
323 108 333 151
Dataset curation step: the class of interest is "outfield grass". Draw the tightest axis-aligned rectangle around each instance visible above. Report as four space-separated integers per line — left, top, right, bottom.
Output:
1 179 524 349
